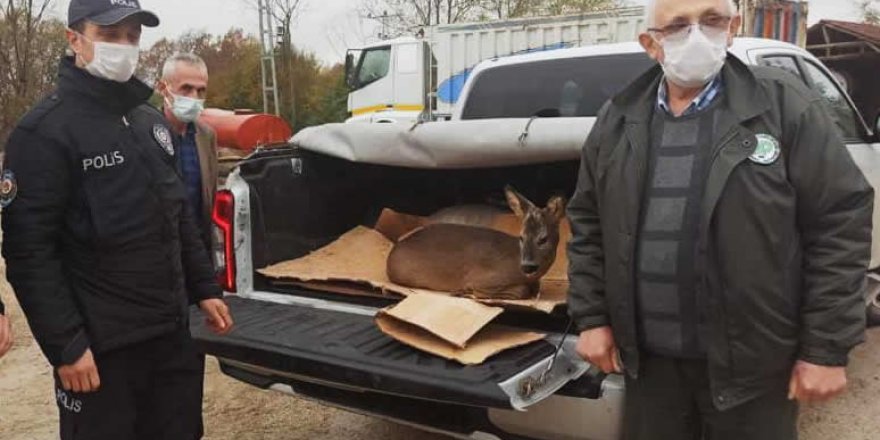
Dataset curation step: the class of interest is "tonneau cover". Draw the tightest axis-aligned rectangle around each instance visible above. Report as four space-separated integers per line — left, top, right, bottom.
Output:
290 118 594 169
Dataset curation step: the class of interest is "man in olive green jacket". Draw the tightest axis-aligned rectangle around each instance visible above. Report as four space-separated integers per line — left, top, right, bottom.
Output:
158 53 219 257
567 1 873 439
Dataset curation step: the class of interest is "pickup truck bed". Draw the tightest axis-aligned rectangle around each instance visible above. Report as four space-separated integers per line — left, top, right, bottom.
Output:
193 147 621 438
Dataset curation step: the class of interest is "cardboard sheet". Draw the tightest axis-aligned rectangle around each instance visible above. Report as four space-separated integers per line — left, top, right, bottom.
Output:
379 293 504 348
273 280 392 300
259 209 571 313
260 226 396 289
375 293 546 365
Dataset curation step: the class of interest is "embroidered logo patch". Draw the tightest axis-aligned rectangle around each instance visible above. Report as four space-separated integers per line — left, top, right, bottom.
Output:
152 124 175 156
0 169 18 208
749 134 781 165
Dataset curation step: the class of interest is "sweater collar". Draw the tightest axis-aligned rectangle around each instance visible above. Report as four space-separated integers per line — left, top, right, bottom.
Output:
612 54 770 124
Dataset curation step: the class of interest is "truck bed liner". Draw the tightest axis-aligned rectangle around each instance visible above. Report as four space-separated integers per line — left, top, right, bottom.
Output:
191 296 555 408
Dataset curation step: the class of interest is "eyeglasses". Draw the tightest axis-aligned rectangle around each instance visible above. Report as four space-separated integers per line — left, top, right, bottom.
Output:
648 15 732 42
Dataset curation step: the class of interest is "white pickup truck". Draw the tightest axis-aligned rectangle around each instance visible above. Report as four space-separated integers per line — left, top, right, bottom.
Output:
193 38 880 440
344 7 646 124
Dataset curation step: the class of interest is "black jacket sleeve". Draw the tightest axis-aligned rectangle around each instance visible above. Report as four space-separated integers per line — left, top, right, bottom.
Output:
1 128 90 366
180 199 223 304
788 100 873 367
566 104 611 332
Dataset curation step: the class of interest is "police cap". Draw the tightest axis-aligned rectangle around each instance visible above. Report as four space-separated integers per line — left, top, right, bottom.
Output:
68 0 160 28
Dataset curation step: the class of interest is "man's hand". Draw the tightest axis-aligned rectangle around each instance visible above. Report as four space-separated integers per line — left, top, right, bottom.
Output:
0 315 13 358
199 298 233 335
57 349 100 393
788 360 847 403
575 326 623 374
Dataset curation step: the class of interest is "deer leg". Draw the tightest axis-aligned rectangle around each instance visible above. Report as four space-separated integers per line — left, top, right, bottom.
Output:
530 281 542 302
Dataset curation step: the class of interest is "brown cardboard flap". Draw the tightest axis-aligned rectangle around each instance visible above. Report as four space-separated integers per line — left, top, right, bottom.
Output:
275 280 394 300
260 226 400 294
376 294 546 365
259 213 570 313
380 293 503 348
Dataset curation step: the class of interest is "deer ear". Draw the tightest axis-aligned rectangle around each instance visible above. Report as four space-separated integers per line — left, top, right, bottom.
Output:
504 185 531 218
546 196 567 221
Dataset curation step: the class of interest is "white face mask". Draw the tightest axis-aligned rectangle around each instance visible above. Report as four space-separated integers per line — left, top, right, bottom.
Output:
658 25 729 89
166 93 205 123
75 33 140 83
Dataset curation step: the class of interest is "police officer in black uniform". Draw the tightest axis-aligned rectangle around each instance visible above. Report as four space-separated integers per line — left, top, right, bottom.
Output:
0 1 234 438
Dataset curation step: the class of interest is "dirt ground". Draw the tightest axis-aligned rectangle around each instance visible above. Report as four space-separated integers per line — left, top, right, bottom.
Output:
1 260 879 439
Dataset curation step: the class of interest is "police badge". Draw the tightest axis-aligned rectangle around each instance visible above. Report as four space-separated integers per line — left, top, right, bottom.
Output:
749 134 781 165
152 124 175 156
0 169 18 208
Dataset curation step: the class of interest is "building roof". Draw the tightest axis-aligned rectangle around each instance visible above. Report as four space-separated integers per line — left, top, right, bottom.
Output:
811 20 880 46
807 20 880 61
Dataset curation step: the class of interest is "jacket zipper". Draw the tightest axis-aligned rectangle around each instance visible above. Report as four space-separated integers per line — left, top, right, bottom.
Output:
623 125 648 378
700 126 744 394
124 115 181 316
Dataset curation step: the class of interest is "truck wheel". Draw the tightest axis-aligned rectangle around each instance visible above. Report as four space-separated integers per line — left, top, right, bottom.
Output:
865 274 880 328
868 297 880 328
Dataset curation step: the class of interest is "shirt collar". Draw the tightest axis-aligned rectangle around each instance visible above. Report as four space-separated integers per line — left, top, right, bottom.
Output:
657 74 724 117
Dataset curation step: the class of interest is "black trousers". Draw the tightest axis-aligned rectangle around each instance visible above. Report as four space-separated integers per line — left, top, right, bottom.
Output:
624 355 798 440
54 330 205 440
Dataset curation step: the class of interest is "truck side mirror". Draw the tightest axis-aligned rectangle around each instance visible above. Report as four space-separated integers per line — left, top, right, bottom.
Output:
875 115 880 141
345 52 357 89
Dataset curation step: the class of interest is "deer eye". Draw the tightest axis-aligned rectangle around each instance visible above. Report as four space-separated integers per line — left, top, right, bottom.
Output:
537 235 549 246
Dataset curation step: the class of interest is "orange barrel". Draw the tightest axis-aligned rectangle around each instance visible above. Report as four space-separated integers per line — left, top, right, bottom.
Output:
198 108 293 151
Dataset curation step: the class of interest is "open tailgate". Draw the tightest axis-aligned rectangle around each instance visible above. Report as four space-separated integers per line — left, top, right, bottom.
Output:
191 296 588 410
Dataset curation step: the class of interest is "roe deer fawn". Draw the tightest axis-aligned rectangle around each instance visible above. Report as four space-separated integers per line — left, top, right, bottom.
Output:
386 186 566 300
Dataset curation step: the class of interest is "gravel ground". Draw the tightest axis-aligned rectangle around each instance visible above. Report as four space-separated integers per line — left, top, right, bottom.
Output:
1 262 879 439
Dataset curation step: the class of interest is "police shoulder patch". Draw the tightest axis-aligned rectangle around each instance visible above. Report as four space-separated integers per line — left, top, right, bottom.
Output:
749 134 781 165
0 169 18 208
152 124 175 156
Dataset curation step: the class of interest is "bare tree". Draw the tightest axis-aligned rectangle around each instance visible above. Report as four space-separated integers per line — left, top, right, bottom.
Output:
480 0 541 19
266 0 307 32
274 0 306 124
361 0 624 31
0 0 67 147
542 0 624 16
246 0 308 124
137 31 214 86
361 0 483 33
855 0 880 25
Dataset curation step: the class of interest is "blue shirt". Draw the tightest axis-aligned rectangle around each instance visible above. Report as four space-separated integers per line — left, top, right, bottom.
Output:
178 123 203 221
657 75 724 117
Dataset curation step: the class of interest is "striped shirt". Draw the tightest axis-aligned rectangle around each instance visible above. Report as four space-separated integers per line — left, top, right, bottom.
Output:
657 75 724 117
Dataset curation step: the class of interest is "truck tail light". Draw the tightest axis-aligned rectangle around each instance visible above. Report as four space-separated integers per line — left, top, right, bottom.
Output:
212 190 237 292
